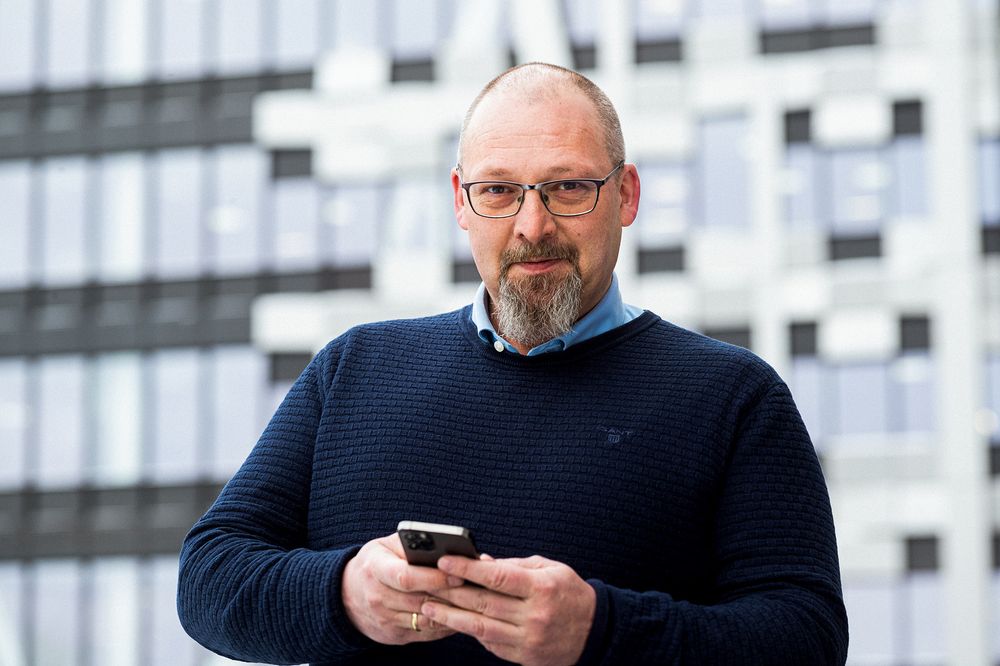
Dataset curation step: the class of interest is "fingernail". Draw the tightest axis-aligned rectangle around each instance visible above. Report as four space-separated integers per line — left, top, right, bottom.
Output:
421 603 436 619
437 557 454 573
447 575 464 587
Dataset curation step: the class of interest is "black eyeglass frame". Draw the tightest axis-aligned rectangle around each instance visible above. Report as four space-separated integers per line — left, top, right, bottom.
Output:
459 161 625 218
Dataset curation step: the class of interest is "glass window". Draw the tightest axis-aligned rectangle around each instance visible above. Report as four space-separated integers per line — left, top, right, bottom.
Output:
444 135 471 262
636 161 691 247
782 144 822 229
35 355 87 489
154 148 204 279
100 0 149 84
321 184 380 267
979 138 1000 224
209 146 266 275
148 349 202 483
0 359 28 490
888 136 928 220
383 178 438 252
91 353 143 487
789 358 828 450
0 160 32 287
696 116 750 229
98 153 146 283
273 179 322 271
148 557 199 666
693 0 752 19
155 0 206 78
843 580 897 664
45 0 93 88
0 563 24 665
89 559 139 666
216 0 264 74
889 352 935 434
563 0 599 46
390 0 440 59
759 0 815 30
41 156 92 286
332 0 381 50
274 0 321 69
987 354 1000 441
903 572 945 663
0 0 37 91
994 571 1000 664
453 220 475 262
32 560 82 666
833 362 889 436
211 346 267 480
819 0 876 26
635 0 686 40
829 148 886 235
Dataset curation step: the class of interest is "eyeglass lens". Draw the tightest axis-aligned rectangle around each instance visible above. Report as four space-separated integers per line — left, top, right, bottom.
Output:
468 180 599 217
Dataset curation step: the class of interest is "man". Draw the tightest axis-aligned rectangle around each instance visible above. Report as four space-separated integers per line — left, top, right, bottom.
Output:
178 63 848 665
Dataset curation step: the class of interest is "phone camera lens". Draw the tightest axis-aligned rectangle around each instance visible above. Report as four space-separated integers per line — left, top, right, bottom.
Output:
402 531 435 551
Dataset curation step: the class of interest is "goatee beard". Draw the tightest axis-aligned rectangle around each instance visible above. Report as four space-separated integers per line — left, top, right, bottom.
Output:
493 240 583 349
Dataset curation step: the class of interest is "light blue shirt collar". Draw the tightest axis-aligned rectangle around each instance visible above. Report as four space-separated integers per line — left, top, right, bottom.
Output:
472 273 643 356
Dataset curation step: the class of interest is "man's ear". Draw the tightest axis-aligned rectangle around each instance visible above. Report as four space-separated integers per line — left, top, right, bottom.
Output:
618 164 640 229
452 169 470 230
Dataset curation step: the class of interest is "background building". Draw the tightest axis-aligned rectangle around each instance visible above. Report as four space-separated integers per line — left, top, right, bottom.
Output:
0 0 997 664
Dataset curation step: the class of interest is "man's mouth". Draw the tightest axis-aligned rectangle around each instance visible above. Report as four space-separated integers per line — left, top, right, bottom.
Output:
512 258 565 273
499 241 580 279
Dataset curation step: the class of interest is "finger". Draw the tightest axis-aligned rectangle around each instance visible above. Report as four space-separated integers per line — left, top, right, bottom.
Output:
437 556 533 598
397 610 455 642
430 585 526 624
375 559 457 593
374 542 460 593
375 587 436 615
401 610 448 634
496 554 551 569
380 532 406 557
421 599 521 646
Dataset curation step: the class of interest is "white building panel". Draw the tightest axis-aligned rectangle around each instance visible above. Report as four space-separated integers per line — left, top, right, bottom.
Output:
820 307 897 361
815 95 892 147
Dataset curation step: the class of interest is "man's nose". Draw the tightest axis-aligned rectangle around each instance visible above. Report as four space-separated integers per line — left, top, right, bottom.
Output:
513 189 556 243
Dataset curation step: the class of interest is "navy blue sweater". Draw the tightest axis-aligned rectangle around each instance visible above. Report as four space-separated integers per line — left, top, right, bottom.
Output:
178 308 848 665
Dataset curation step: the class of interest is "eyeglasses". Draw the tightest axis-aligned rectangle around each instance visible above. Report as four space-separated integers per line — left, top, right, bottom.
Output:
459 161 624 218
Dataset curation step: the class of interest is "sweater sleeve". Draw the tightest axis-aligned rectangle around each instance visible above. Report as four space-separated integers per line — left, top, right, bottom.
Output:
577 381 849 666
176 344 372 664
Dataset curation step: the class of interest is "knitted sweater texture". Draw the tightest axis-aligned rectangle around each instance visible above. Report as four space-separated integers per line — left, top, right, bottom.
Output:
177 308 848 665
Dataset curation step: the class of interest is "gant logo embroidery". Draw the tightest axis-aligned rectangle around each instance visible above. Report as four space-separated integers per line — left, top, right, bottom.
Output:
598 426 634 444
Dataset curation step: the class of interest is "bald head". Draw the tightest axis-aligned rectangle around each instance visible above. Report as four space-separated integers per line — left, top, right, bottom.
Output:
457 62 625 170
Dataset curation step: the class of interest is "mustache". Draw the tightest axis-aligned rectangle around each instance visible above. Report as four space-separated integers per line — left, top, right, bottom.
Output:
499 240 580 275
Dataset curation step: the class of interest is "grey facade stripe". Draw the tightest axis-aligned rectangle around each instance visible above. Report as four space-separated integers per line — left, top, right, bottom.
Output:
0 482 226 561
0 267 372 357
0 71 312 161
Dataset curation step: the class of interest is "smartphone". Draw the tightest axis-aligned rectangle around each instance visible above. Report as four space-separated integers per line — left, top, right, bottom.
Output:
397 520 479 567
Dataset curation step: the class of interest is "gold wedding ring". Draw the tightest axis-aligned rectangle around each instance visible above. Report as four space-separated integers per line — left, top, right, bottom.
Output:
411 611 421 632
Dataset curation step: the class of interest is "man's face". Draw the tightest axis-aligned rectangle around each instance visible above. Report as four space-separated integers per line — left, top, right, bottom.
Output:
452 88 640 345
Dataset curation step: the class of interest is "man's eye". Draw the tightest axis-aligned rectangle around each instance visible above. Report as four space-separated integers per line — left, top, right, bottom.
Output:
485 184 512 195
556 180 586 191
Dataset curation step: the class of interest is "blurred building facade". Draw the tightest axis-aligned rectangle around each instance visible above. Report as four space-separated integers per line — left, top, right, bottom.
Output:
0 1 997 665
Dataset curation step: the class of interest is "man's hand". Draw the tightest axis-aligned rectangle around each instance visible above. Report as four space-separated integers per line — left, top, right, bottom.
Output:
341 534 462 645
420 554 596 666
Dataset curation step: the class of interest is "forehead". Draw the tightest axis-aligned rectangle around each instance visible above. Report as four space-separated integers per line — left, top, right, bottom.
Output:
461 88 607 178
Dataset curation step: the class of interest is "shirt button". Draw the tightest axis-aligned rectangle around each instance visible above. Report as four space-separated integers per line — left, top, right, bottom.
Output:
493 340 505 353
